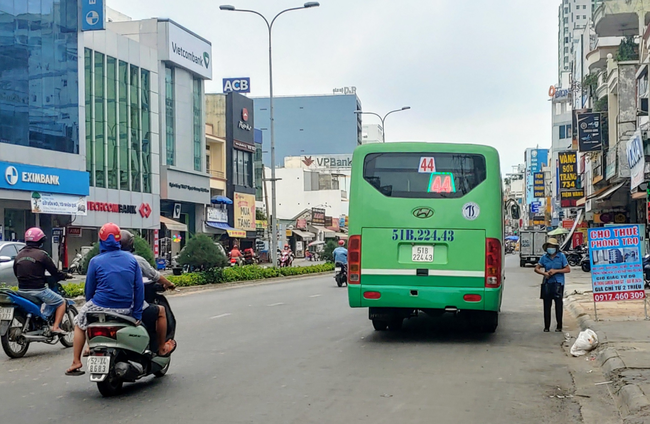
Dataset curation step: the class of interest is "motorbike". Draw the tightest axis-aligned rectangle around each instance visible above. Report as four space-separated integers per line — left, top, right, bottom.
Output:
564 245 586 267
0 277 77 358
86 281 175 397
242 249 259 265
580 251 591 272
278 250 293 268
334 263 347 287
68 251 84 274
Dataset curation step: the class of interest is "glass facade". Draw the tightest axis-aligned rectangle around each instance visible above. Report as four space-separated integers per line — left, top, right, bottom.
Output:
0 0 79 154
233 149 253 187
165 66 175 165
84 49 152 193
192 78 202 172
255 145 263 201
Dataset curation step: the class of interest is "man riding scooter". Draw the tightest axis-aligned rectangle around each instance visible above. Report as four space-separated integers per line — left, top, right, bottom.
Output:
120 230 177 355
333 240 348 285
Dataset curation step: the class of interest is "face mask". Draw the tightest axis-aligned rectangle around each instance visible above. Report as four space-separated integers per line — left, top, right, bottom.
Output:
547 247 557 255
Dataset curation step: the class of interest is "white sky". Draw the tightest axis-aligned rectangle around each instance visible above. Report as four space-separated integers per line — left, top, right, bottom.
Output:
108 0 559 172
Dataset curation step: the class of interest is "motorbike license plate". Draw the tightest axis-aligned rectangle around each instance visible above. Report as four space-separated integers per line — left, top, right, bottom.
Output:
412 245 434 262
335 267 342 273
0 307 14 321
87 356 110 375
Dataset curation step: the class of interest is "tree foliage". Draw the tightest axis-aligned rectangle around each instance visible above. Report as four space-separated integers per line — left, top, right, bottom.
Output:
177 234 228 270
320 239 340 263
80 234 154 274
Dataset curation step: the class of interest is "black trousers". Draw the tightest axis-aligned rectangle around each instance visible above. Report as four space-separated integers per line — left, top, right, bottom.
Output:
543 297 563 330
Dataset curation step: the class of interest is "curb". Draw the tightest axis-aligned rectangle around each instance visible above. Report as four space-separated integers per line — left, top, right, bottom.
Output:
565 295 650 418
67 270 336 306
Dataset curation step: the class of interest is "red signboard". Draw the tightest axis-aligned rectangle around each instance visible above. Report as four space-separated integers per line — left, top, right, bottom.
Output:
562 220 574 229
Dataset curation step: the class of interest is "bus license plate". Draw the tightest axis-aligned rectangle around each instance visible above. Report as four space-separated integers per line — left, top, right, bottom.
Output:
412 245 434 262
88 356 110 375
0 307 13 321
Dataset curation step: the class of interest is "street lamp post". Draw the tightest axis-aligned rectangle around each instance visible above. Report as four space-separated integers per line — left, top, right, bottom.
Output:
354 106 410 142
220 2 319 267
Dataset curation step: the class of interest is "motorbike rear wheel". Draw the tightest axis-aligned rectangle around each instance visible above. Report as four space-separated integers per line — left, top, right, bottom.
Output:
581 262 591 272
97 374 124 397
59 306 78 348
1 313 29 359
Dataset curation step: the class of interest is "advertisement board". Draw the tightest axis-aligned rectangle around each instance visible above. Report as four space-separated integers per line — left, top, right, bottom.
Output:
558 151 584 207
223 78 250 93
533 172 545 198
588 225 646 302
577 112 602 152
627 129 645 190
206 206 228 223
31 192 87 216
233 193 255 231
163 21 212 80
82 0 105 31
311 208 326 225
526 149 548 204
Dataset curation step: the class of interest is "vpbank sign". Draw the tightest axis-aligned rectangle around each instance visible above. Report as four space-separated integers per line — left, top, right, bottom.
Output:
0 161 89 196
165 21 212 80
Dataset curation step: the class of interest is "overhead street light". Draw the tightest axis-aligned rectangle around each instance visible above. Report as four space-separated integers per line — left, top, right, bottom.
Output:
354 106 411 142
220 2 320 268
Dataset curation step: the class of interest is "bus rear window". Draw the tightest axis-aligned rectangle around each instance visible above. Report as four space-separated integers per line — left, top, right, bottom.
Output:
363 152 487 199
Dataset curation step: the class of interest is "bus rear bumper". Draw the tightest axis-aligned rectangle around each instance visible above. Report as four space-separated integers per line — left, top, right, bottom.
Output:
348 285 501 312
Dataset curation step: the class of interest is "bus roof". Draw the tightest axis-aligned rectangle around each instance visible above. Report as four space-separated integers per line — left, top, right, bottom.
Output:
354 142 499 158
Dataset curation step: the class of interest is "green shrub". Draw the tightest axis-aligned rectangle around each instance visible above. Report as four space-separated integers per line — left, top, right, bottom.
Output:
60 282 85 298
167 272 207 287
80 233 155 274
177 234 228 270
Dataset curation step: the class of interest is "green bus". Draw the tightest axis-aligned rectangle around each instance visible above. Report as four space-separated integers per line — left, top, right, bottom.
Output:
347 142 505 333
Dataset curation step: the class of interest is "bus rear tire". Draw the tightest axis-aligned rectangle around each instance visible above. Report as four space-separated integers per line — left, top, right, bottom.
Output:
470 311 498 333
388 319 403 331
519 260 525 268
372 320 388 331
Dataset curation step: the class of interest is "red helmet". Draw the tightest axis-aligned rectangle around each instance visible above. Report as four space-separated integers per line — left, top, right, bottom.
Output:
338 240 345 246
99 223 122 242
284 244 290 249
25 227 46 243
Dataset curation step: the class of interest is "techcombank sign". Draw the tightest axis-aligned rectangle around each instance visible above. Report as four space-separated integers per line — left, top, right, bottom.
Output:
161 20 213 80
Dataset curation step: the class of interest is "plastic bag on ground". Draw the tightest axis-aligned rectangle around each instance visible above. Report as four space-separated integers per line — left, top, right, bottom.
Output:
570 329 599 357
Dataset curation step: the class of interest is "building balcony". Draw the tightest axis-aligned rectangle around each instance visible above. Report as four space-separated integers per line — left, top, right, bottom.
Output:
593 0 649 37
209 169 225 180
586 43 620 72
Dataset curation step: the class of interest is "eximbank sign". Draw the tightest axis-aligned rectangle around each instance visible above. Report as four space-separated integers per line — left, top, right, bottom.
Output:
163 20 212 80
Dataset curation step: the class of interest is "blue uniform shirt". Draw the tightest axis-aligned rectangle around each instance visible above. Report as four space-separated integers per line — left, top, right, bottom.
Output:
538 252 568 285
333 247 348 265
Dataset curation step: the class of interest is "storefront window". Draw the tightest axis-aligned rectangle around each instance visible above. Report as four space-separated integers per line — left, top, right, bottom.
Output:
107 57 118 189
193 78 202 172
94 52 105 188
0 0 79 154
141 69 151 193
165 66 175 165
130 64 141 192
119 61 130 190
85 48 94 186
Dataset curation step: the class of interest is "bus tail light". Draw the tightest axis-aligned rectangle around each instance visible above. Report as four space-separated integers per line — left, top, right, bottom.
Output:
348 235 361 285
463 294 482 302
363 291 381 299
485 238 502 288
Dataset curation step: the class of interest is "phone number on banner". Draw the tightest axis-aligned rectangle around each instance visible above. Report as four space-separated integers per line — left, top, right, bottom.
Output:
593 290 646 302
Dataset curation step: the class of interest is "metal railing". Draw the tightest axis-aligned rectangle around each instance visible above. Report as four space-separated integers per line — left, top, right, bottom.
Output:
210 169 225 179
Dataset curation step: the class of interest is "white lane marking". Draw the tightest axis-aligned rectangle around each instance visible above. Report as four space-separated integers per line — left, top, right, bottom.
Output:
267 302 285 307
361 269 484 277
309 294 322 298
209 313 231 319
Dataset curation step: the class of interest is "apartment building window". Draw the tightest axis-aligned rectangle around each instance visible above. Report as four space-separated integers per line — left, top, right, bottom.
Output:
85 49 93 186
233 150 253 187
192 78 202 172
106 56 118 189
141 69 151 193
583 15 587 19
94 52 105 188
130 64 141 192
165 66 175 165
206 146 211 174
559 124 572 139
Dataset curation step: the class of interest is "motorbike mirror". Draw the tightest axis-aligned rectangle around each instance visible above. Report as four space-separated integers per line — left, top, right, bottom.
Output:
0 256 11 263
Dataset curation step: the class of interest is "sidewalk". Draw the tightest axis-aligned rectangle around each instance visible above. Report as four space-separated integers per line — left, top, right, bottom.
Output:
564 268 650 423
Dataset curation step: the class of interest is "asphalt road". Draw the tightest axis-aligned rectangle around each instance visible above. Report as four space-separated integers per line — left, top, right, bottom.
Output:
0 256 590 423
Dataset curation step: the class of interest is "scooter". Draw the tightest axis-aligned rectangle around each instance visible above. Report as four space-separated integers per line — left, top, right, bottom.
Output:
580 251 591 272
564 246 585 267
334 263 347 287
278 250 293 268
242 248 259 265
86 282 175 397
643 254 650 289
0 277 77 358
68 251 84 274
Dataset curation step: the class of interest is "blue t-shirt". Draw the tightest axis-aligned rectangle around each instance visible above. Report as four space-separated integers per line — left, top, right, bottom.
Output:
538 252 569 285
333 247 348 265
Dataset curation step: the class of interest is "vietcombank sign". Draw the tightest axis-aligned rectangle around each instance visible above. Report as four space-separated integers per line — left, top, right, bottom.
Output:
164 21 212 80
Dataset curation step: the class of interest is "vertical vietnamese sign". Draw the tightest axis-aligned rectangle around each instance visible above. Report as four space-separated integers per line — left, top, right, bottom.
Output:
588 225 646 303
627 129 645 191
558 151 584 207
82 0 105 31
533 172 545 198
234 193 256 232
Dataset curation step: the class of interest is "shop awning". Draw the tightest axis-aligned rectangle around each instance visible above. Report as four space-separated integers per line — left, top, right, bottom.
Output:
291 230 315 240
334 232 348 240
310 226 336 238
576 197 586 206
592 182 626 201
205 222 247 238
632 191 647 200
160 216 187 232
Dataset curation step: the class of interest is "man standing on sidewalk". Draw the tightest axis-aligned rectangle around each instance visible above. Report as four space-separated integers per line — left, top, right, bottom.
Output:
535 237 571 332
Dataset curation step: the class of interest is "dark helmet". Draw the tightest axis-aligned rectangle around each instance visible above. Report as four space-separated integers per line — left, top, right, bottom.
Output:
120 230 135 252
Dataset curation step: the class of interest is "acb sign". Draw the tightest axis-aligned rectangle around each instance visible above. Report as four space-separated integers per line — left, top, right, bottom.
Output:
223 78 250 93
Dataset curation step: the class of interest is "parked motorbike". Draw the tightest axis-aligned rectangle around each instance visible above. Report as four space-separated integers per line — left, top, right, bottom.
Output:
334 263 347 287
278 250 293 268
68 251 84 274
580 251 591 273
643 254 650 289
564 245 587 267
0 277 77 358
86 282 175 397
242 248 259 265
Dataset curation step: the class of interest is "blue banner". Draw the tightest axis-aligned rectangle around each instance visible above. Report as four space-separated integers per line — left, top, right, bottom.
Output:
0 161 90 196
223 78 251 93
82 0 105 31
588 225 646 302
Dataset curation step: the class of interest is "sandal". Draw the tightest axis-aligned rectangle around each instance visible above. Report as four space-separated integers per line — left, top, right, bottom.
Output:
65 366 85 376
